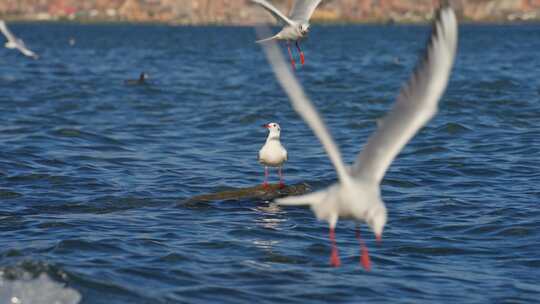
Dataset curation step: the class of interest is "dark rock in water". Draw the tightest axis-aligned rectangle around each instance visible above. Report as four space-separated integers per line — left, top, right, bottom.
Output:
181 183 311 205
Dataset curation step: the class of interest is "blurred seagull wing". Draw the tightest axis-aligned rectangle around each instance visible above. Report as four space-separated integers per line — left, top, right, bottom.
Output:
251 0 295 26
260 37 350 183
351 6 458 183
0 20 17 43
289 0 322 23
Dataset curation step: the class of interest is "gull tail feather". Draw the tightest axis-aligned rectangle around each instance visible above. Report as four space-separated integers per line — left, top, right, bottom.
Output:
256 34 280 44
276 189 327 206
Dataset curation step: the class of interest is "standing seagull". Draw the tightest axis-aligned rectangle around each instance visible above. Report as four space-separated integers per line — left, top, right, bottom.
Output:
0 20 38 59
261 5 458 268
251 0 322 69
258 122 288 188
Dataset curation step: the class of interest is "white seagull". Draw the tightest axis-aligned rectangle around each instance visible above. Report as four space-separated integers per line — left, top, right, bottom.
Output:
261 5 458 268
251 0 322 69
258 122 288 188
0 20 38 59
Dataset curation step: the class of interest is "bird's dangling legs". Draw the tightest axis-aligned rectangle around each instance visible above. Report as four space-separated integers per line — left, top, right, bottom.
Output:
263 166 269 189
329 227 341 267
278 167 285 189
286 41 296 70
356 226 371 271
295 41 305 65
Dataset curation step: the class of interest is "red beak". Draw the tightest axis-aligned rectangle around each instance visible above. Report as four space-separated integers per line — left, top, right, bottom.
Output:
376 234 382 243
262 124 270 129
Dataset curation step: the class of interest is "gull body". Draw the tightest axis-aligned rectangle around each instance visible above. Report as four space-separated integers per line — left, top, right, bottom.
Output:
261 5 458 268
0 20 38 59
258 123 288 187
251 0 322 68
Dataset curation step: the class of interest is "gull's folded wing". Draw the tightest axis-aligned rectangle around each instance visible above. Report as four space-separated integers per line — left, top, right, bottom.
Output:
260 31 350 184
289 0 322 23
351 6 458 183
251 0 295 26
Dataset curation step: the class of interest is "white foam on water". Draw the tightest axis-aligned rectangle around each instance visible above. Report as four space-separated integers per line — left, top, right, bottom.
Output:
0 273 81 304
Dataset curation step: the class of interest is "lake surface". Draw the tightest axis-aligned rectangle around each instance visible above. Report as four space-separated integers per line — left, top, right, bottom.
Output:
0 23 539 303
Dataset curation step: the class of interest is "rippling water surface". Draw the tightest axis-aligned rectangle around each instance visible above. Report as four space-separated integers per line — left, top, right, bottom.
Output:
1 23 539 303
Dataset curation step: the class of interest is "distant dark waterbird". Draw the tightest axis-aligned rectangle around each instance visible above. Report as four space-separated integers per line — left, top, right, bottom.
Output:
124 73 149 85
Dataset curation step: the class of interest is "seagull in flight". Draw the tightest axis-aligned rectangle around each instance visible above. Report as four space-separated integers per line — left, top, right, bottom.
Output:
261 5 458 268
258 122 288 188
251 0 322 69
0 20 38 59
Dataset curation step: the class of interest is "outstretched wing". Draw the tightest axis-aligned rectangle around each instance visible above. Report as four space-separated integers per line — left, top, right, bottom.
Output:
277 188 327 206
18 46 38 59
0 20 17 43
256 34 280 44
259 28 350 184
289 0 322 23
351 6 458 183
251 0 295 26
0 20 39 59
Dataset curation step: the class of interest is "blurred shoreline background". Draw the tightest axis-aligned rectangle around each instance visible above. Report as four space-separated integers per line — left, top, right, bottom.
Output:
1 0 540 24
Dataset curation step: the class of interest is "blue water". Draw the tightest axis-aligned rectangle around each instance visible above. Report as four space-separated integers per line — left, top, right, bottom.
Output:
1 23 540 303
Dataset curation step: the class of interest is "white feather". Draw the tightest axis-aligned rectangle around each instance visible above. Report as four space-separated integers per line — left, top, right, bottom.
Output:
276 189 327 206
250 0 294 26
351 8 458 183
289 0 322 23
256 34 280 44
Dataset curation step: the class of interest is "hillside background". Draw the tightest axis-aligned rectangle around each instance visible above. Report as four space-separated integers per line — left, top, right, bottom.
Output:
1 0 540 23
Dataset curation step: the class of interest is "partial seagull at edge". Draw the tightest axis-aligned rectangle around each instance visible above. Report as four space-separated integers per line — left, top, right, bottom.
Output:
0 20 39 59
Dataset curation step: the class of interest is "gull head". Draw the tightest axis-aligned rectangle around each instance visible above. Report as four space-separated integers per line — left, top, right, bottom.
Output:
263 122 281 140
263 122 281 138
299 23 310 36
339 181 387 241
140 72 149 81
365 200 387 241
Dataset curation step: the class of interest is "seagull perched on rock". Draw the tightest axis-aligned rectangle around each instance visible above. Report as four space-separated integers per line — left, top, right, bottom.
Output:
261 5 458 268
0 20 38 59
251 0 322 69
258 122 288 188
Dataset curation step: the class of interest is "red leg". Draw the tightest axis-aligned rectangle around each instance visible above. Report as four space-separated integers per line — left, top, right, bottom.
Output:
295 41 305 65
286 41 296 70
278 167 285 189
329 227 341 267
263 166 269 189
356 227 371 271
